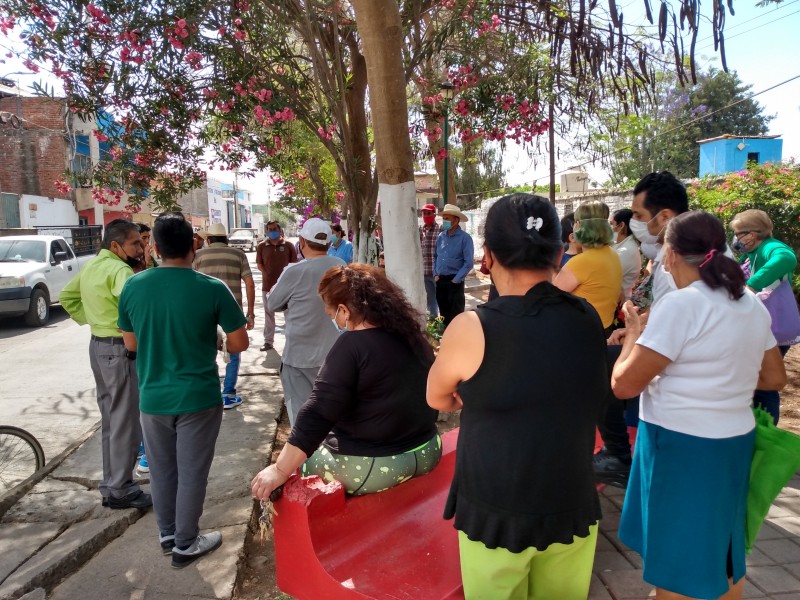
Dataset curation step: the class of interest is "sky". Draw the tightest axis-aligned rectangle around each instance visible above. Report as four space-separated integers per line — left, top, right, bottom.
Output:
1 1 798 201
504 0 800 187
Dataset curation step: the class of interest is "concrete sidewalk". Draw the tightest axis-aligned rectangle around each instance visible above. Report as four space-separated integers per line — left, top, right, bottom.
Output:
0 325 285 600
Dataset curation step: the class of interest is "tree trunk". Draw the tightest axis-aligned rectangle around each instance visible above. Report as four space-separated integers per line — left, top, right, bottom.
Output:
351 0 425 312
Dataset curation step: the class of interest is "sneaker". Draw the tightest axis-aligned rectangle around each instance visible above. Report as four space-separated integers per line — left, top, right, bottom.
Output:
138 454 150 473
137 441 145 459
171 531 223 569
223 396 243 409
107 490 153 510
593 450 631 489
260 343 273 351
160 534 176 555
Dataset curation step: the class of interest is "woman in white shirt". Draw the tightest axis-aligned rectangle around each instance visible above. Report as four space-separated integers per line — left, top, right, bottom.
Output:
610 208 643 301
611 210 786 600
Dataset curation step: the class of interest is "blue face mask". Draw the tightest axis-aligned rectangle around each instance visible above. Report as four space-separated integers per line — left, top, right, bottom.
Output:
267 230 280 241
442 220 453 231
331 234 340 244
332 306 348 333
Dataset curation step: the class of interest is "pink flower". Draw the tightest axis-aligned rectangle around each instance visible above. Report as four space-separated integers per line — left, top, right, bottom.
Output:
436 148 448 160
93 130 109 142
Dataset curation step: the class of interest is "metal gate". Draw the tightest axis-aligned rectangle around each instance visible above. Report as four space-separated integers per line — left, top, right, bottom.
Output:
0 193 21 228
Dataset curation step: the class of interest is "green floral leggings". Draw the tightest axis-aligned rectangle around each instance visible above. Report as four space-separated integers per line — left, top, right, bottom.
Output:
301 433 442 496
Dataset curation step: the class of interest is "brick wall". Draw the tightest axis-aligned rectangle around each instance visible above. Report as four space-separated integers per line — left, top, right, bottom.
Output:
0 96 68 199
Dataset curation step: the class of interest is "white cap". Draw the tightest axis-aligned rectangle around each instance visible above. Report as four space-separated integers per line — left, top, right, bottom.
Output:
299 218 332 244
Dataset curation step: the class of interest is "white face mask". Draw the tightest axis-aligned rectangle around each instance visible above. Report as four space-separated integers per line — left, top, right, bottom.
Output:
640 241 661 261
629 216 660 246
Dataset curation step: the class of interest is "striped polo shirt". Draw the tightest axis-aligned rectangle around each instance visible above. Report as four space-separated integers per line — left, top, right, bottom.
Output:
193 243 252 306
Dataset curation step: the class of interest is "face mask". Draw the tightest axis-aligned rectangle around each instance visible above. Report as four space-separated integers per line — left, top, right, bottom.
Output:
267 230 280 241
331 234 340 244
629 216 660 245
640 241 660 261
124 253 142 269
422 214 435 225
731 236 749 253
332 306 348 333
442 220 453 231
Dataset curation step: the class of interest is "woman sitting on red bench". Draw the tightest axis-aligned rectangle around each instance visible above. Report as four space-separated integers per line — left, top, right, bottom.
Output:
252 264 440 499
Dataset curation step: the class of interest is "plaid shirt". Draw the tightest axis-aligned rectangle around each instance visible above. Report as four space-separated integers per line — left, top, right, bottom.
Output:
419 222 442 276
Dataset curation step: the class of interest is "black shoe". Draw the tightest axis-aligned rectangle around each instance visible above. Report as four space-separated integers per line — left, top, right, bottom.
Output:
260 343 273 351
593 450 631 489
107 490 153 510
160 534 176 555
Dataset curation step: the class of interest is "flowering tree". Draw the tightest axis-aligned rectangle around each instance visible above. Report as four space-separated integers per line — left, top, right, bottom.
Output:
3 0 740 275
689 161 800 250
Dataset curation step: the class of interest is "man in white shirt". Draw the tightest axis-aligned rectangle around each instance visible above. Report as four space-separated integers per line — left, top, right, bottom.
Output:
595 171 689 488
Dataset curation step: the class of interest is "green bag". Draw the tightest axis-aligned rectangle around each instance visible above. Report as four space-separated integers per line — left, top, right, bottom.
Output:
745 407 800 552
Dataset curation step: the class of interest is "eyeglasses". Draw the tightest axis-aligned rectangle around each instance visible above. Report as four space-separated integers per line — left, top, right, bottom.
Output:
734 231 751 239
421 211 435 215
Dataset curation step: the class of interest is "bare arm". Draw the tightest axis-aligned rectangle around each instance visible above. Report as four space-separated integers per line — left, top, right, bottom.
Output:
611 301 671 398
226 326 250 353
244 275 256 329
427 311 484 411
757 346 787 391
121 330 138 352
251 442 308 500
553 265 579 294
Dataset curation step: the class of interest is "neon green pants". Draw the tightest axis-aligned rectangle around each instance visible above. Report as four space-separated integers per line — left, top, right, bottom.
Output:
458 524 598 600
301 434 442 496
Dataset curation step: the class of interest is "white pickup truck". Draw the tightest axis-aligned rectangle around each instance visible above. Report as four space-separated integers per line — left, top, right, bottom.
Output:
0 235 95 326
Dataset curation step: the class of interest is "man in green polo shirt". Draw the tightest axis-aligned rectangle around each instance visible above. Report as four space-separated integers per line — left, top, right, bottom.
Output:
60 219 152 510
118 213 249 567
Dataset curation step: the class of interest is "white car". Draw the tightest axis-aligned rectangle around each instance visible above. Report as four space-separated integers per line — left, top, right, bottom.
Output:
229 229 258 252
0 236 93 326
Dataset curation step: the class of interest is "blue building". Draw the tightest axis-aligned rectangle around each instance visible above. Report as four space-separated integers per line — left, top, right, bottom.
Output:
698 134 783 177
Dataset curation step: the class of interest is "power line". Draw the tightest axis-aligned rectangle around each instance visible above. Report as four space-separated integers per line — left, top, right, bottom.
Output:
697 8 800 51
523 73 800 186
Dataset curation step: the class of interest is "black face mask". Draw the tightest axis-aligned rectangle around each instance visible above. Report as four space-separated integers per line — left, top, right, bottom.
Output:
123 253 142 269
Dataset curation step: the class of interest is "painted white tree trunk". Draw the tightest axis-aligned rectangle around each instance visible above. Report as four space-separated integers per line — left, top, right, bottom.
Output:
381 181 425 312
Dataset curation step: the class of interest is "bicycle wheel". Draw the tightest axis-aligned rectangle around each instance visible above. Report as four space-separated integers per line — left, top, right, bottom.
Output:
0 426 46 494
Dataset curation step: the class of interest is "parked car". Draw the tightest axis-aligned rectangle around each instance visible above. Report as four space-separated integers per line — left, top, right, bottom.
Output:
229 228 258 252
0 229 99 326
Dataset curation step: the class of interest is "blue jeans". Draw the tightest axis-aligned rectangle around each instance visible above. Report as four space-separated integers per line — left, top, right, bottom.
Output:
424 275 438 319
753 345 790 424
222 352 240 398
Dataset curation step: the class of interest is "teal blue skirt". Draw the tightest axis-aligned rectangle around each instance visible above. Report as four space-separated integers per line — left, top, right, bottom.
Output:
619 420 754 598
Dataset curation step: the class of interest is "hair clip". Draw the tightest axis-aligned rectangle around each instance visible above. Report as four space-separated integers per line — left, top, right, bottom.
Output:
526 216 543 231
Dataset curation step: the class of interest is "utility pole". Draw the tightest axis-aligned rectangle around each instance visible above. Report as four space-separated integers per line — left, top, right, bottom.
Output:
233 169 240 230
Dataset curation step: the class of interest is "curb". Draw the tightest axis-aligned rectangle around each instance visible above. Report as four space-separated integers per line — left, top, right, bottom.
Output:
0 422 100 520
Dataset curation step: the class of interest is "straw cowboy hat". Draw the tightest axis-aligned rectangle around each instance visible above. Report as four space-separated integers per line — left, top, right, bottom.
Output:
438 203 469 222
198 223 228 238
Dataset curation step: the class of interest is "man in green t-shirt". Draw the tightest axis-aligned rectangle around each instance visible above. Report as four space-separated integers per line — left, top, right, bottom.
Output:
118 213 249 569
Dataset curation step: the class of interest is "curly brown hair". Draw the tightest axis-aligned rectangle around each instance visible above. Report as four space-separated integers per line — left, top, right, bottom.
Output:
318 264 434 364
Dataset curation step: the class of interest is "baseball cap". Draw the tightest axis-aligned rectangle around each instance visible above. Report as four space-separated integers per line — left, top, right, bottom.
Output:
299 218 332 244
421 203 437 212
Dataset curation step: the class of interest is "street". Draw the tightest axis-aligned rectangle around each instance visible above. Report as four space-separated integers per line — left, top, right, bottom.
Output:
0 250 270 468
0 304 96 465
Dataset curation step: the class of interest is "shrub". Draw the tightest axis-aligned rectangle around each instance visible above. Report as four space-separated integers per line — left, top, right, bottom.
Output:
688 160 800 250
689 160 800 298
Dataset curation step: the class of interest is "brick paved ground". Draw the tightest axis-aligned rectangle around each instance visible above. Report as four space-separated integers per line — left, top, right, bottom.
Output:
590 473 800 599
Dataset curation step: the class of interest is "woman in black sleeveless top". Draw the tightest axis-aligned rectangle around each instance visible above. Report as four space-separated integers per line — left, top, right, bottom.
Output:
428 194 608 599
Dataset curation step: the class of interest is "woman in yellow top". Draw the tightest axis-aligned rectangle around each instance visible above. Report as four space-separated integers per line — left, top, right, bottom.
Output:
554 200 623 332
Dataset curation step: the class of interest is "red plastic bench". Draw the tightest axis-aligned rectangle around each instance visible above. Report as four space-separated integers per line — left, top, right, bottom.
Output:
273 426 637 599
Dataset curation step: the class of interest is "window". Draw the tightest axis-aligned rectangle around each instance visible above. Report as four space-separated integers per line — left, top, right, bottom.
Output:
72 134 92 188
747 152 760 164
